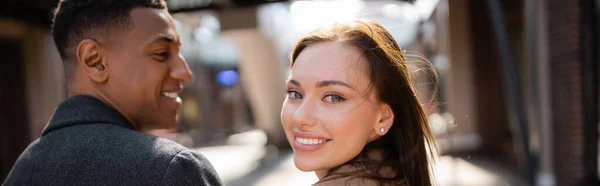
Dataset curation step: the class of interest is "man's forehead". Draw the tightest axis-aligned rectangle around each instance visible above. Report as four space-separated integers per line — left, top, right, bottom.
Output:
129 7 180 44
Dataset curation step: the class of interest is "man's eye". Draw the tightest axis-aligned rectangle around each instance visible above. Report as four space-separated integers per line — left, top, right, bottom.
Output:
154 52 169 61
323 94 345 103
287 90 303 99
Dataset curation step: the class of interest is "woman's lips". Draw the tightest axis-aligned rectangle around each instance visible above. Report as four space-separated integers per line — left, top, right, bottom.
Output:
292 130 331 152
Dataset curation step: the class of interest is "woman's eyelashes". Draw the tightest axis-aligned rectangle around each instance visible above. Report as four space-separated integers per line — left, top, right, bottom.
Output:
323 93 346 103
287 90 303 99
286 89 347 103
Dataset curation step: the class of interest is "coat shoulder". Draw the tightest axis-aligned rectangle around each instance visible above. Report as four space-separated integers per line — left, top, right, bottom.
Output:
4 124 215 185
161 149 222 185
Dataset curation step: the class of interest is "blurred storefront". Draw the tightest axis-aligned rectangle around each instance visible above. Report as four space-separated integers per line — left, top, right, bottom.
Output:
0 0 65 180
439 0 600 185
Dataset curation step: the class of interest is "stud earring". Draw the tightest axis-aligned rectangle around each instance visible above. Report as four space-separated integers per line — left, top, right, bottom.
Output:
380 127 385 133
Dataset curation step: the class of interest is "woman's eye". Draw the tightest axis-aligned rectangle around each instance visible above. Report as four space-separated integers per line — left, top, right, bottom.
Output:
323 94 346 103
287 90 303 99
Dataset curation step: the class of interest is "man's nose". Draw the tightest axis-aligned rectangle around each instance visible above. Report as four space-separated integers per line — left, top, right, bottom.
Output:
170 53 193 84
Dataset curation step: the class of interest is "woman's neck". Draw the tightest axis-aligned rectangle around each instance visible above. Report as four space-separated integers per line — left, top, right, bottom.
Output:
315 170 329 180
316 163 362 180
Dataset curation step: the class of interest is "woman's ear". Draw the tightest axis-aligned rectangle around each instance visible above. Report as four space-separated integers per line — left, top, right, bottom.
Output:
375 103 394 136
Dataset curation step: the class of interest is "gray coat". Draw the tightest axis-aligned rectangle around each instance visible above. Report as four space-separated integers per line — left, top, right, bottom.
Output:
3 95 222 185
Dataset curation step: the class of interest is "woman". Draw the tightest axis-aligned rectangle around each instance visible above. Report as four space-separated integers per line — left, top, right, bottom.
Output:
280 20 438 186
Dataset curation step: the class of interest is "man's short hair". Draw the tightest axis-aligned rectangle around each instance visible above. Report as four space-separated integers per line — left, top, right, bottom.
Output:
52 0 167 60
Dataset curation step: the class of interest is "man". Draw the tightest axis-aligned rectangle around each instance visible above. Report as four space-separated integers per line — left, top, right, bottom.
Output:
3 0 222 185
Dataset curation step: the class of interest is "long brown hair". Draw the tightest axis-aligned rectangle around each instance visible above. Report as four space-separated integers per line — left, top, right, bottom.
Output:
290 20 438 186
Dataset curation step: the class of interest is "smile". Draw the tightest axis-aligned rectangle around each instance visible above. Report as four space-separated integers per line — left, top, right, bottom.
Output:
291 130 331 151
162 92 179 99
295 137 328 145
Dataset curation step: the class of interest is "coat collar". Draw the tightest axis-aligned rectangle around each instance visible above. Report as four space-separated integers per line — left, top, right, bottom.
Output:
42 95 133 136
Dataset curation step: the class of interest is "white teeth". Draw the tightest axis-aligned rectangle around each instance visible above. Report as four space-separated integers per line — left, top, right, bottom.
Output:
162 92 178 99
295 137 327 145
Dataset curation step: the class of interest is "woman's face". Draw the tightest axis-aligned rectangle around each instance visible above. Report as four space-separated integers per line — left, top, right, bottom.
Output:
281 41 389 178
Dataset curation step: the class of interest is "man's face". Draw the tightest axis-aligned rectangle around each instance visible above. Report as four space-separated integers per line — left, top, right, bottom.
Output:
104 8 192 131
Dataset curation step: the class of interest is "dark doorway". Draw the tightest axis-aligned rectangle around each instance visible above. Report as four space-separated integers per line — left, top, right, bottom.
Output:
0 39 30 181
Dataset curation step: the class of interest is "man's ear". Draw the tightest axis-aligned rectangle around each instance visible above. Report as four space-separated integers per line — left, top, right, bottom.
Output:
76 39 108 83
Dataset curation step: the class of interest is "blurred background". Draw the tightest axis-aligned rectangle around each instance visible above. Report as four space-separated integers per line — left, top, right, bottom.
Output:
1 0 599 185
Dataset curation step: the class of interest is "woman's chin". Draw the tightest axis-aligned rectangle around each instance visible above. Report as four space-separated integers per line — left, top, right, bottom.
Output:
293 156 320 172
